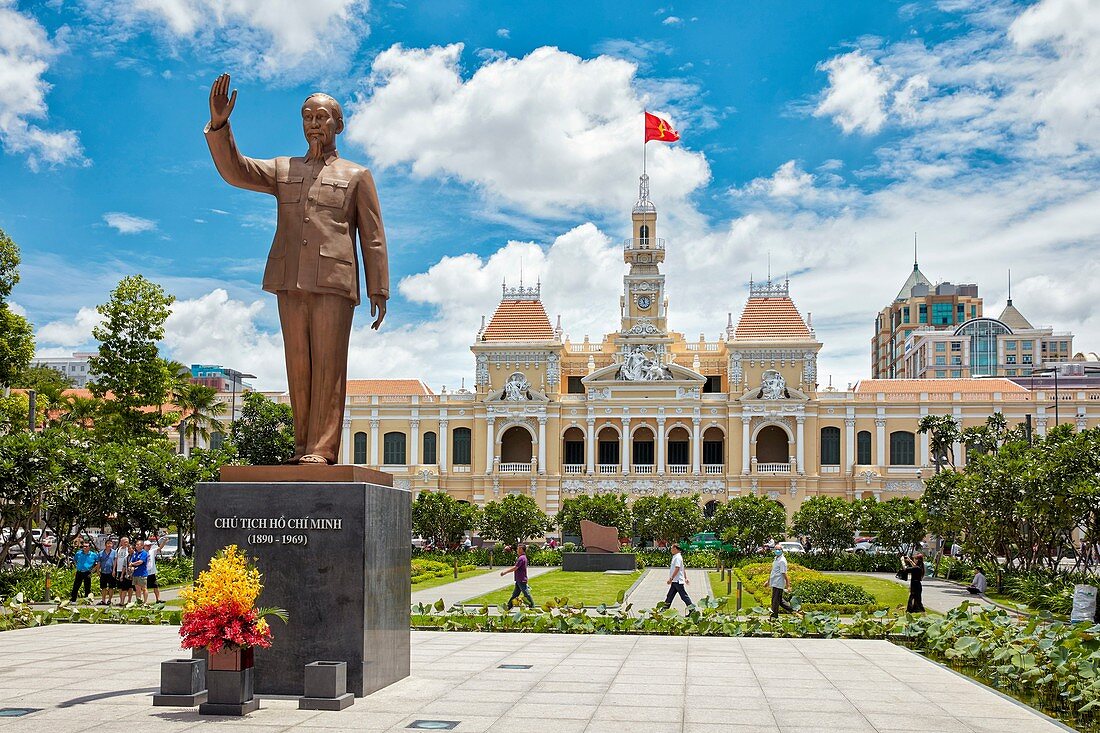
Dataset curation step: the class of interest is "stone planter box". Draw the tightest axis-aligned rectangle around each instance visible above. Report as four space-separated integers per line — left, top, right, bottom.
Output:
153 658 207 707
300 661 354 711
199 666 259 716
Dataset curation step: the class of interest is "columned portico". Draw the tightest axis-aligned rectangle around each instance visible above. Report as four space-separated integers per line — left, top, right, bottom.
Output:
485 416 496 474
657 418 666 474
585 418 596 474
741 416 751 474
537 417 547 474
691 418 701 474
621 417 631 474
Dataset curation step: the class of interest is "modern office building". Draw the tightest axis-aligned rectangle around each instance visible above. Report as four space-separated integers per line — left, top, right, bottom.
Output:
30 352 96 388
871 258 982 379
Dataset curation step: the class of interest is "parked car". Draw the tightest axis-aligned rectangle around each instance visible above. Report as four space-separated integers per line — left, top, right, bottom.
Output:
159 534 181 560
777 541 805 554
681 532 734 552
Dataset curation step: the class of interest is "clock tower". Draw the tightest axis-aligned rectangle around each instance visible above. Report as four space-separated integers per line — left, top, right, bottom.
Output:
619 173 671 355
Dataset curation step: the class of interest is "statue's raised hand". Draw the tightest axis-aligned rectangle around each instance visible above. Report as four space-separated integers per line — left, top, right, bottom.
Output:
208 73 237 130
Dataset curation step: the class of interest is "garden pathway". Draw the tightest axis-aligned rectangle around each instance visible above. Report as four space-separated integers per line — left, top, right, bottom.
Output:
830 572 999 615
412 566 555 609
625 567 712 610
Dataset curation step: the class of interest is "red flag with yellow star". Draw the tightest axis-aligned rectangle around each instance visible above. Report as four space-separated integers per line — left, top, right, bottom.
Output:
644 111 680 143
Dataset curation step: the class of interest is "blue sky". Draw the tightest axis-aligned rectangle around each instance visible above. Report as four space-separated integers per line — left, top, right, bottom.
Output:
2 0 1098 390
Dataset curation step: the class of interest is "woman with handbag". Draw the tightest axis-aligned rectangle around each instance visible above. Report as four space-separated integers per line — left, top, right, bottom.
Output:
899 553 926 613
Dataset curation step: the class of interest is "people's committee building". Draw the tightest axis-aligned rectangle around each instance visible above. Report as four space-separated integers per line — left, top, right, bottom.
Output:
335 176 1099 516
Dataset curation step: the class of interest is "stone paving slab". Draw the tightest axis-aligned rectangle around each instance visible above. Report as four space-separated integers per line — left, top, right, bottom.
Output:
0 624 1072 733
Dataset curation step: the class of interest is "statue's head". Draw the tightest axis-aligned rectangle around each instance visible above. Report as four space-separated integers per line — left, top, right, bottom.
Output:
301 93 344 153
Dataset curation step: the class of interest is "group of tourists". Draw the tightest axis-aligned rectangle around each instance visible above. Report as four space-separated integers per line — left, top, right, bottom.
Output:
69 534 170 605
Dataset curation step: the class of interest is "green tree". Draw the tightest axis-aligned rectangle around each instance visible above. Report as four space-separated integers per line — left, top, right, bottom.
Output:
918 414 961 473
555 493 631 538
0 230 36 388
413 491 480 549
0 306 34 389
791 496 857 554
88 275 175 441
711 494 787 555
0 429 60 565
0 391 31 434
631 494 704 545
177 383 227 451
229 392 295 465
478 494 548 544
867 498 926 552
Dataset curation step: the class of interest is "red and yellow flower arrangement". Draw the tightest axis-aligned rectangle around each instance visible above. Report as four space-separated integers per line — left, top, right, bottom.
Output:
179 545 287 654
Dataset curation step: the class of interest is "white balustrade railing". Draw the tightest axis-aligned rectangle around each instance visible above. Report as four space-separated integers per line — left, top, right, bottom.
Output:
451 465 471 473
598 464 620 474
703 464 724 475
820 466 841 474
756 462 792 474
563 464 584 475
668 465 689 475
634 464 655 475
499 462 532 473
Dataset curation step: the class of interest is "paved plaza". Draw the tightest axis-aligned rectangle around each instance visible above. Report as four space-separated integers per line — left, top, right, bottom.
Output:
0 624 1071 733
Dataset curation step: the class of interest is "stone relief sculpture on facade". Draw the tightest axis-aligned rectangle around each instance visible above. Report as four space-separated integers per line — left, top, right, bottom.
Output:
503 372 531 401
618 347 673 381
760 369 788 399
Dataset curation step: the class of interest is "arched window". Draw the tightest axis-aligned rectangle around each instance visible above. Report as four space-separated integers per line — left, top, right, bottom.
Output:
667 426 690 466
452 427 471 465
820 426 840 466
562 426 585 466
383 432 406 465
353 431 367 464
702 426 724 465
890 431 915 466
422 431 437 465
638 224 650 245
857 430 872 465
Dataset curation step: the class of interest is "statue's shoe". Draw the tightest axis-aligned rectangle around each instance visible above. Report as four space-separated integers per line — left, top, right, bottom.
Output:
299 454 328 464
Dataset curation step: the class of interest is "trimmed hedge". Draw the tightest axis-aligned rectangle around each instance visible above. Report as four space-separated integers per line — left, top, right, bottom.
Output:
411 559 476 585
738 561 882 611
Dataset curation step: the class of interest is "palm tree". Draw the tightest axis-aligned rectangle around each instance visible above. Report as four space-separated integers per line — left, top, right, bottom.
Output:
177 383 228 451
57 394 103 428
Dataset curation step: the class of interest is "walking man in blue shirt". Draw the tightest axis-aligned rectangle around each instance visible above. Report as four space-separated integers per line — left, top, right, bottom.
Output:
501 544 535 608
71 540 98 602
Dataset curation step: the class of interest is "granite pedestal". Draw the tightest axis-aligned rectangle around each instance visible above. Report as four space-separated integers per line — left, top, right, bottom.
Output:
195 467 410 697
562 553 637 572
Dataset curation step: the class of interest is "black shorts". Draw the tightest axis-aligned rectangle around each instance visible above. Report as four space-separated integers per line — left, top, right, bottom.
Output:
100 573 115 589
118 576 133 591
147 574 158 589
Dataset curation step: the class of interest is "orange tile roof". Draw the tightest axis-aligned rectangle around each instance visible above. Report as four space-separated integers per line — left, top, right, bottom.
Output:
346 379 434 396
482 299 555 341
733 297 812 339
854 378 1029 394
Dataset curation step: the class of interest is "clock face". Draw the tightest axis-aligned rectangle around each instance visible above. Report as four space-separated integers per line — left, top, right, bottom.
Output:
637 295 652 310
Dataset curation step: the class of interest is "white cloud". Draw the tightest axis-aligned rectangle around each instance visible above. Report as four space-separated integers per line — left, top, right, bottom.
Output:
662 16 682 26
738 160 815 198
0 1 85 169
82 0 370 81
346 44 710 218
36 306 103 348
496 28 509 39
103 212 157 234
814 50 892 135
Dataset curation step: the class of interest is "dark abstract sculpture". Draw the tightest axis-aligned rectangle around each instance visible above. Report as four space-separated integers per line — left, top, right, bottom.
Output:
204 73 389 465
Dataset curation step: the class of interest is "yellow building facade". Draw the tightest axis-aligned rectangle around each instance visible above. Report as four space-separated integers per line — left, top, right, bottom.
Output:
337 176 1100 517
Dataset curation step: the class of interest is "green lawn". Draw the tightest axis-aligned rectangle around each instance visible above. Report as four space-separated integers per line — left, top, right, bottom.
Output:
412 568 491 592
829 573 911 611
462 569 643 607
708 571 766 610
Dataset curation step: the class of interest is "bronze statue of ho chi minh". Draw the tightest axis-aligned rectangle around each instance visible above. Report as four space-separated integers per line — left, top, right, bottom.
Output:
204 73 389 465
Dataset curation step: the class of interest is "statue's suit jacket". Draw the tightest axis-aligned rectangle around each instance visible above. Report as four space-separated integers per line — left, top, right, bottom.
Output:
205 123 389 306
